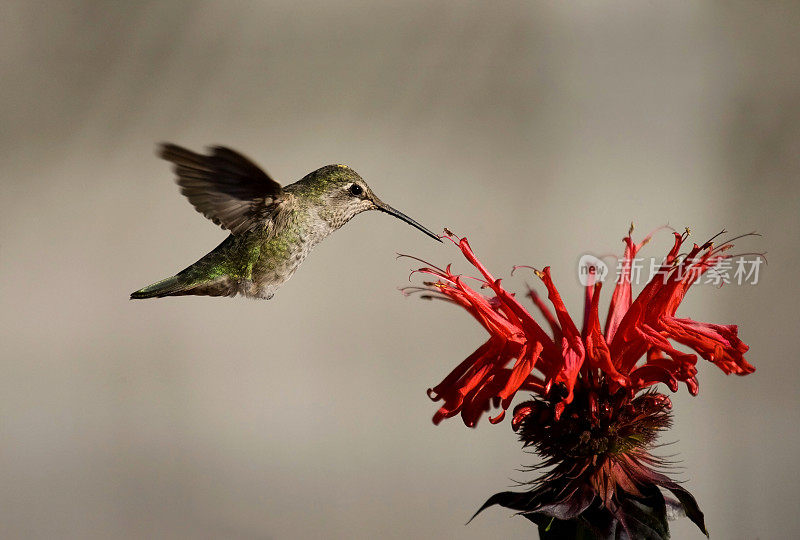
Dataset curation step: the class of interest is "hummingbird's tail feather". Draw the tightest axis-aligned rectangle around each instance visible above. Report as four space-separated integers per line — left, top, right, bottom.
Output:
130 274 191 299
130 273 238 299
131 235 250 299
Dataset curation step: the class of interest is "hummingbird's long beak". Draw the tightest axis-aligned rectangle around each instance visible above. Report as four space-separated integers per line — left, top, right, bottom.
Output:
374 200 442 242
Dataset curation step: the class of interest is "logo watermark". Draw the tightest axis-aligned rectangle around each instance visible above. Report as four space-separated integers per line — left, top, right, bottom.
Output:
577 254 610 286
577 254 763 287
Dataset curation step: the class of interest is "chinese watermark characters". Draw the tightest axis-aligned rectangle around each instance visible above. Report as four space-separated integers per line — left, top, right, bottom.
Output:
578 255 763 287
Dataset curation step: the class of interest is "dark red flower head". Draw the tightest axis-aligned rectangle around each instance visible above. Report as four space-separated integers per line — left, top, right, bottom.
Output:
404 227 757 538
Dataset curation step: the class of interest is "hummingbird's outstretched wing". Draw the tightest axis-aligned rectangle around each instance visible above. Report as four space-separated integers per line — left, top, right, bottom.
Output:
159 143 285 235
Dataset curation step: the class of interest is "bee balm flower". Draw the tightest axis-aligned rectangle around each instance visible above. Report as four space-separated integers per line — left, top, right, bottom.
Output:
404 228 756 539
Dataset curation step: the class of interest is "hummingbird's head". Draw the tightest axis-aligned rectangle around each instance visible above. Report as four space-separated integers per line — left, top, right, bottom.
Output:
300 164 441 241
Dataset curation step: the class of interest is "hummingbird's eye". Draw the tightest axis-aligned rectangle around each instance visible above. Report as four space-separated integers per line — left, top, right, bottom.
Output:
349 183 364 196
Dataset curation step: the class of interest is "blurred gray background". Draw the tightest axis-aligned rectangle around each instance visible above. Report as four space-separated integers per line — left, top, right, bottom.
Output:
1 1 798 538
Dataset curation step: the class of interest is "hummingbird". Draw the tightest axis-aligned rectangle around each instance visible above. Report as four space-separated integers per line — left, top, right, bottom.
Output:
130 144 441 300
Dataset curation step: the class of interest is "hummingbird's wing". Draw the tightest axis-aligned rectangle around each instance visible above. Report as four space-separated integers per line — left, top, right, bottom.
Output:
159 143 285 235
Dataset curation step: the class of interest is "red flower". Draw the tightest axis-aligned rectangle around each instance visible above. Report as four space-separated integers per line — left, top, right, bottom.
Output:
407 228 754 428
404 227 757 538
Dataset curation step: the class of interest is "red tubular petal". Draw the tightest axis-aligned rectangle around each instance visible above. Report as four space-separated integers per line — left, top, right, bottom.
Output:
535 268 586 399
464 376 504 426
458 237 497 283
661 317 754 375
527 288 563 342
460 374 507 427
635 324 697 369
605 236 637 342
553 339 584 404
649 246 718 317
452 277 522 338
498 342 544 408
537 267 584 353
584 282 628 385
427 339 497 401
629 364 679 392
582 272 596 338
488 410 506 424
511 403 534 431
485 280 558 355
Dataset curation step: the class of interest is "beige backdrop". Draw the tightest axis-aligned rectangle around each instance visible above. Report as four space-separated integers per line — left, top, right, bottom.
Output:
1 2 799 538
